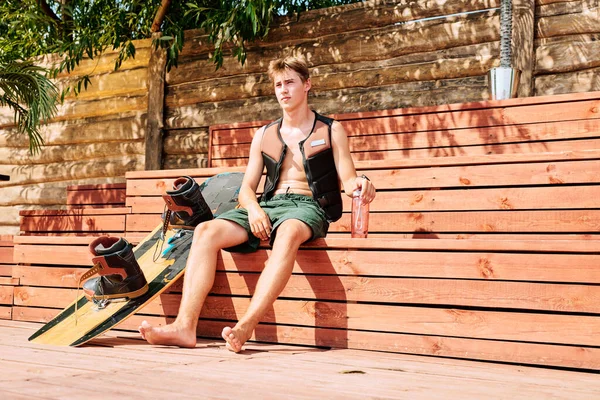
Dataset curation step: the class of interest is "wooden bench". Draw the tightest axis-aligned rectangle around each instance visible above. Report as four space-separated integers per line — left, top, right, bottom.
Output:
19 183 128 236
66 183 126 209
0 235 17 320
12 91 600 371
12 184 130 322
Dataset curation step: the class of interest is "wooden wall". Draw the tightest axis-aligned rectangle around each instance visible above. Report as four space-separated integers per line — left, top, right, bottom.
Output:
1 0 599 235
162 0 506 170
0 42 151 235
535 0 600 95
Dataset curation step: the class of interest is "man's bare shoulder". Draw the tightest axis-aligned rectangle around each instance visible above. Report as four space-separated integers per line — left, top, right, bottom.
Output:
251 124 268 144
330 120 348 141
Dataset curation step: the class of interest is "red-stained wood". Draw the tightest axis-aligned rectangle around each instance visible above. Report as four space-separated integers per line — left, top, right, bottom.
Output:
12 235 600 252
13 274 600 313
211 138 600 165
126 209 600 233
13 249 600 287
14 245 92 266
20 215 126 233
66 184 126 208
0 247 13 264
0 265 13 277
0 306 10 320
125 159 600 201
0 286 13 305
212 113 600 146
10 293 600 347
126 185 600 214
0 277 19 285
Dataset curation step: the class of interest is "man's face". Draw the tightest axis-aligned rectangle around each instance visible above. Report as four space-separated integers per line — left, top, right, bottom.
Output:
273 68 311 110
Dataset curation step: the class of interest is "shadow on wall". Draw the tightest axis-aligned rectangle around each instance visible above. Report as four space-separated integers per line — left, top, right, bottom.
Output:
0 112 147 235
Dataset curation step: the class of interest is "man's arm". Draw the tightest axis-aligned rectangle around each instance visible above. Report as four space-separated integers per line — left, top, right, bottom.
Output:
238 126 272 241
331 121 376 204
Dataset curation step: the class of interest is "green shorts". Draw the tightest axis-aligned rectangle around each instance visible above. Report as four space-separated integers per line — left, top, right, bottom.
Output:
216 193 330 253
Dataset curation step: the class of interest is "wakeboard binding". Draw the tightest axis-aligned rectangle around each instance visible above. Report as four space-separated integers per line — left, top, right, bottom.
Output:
161 176 213 229
80 236 149 304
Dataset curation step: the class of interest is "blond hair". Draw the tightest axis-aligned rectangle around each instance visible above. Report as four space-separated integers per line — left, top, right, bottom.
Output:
268 55 310 82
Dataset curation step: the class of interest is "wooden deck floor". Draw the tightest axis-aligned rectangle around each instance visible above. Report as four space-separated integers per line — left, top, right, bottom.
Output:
1 320 599 400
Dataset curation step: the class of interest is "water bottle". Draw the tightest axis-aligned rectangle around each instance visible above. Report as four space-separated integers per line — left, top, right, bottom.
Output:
351 189 369 238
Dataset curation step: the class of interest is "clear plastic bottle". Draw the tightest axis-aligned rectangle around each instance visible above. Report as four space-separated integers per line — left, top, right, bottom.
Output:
351 189 369 238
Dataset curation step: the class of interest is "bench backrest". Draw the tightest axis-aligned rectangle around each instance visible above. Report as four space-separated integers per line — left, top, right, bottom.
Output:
209 91 600 167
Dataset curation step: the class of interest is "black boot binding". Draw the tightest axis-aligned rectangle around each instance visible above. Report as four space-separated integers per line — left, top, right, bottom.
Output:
162 176 213 228
80 236 149 302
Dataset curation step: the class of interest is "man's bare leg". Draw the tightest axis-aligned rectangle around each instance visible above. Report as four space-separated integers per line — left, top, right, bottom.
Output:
139 219 248 347
222 219 311 352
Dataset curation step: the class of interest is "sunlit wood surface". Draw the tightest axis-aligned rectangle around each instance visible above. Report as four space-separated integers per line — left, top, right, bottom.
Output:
1 320 599 400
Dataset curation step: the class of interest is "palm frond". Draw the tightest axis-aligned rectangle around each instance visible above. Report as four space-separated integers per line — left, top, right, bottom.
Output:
0 60 58 154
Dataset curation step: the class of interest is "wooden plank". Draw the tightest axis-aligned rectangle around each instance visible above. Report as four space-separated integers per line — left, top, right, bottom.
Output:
128 185 600 214
10 308 600 371
10 291 600 347
534 66 600 96
145 32 167 171
328 91 600 121
535 33 600 75
13 249 600 287
14 274 600 313
536 6 600 39
127 209 600 234
0 277 18 285
19 208 130 217
0 111 146 148
20 215 126 233
0 247 13 264
14 245 92 266
218 250 600 283
210 273 600 313
0 265 13 277
512 0 535 97
0 306 10 320
125 149 600 180
0 155 145 187
14 235 600 253
0 141 144 167
212 137 600 165
200 297 600 346
163 128 209 155
67 187 126 207
0 286 13 305
125 165 246 180
212 109 600 146
12 266 87 287
125 159 600 197
14 236 98 245
235 325 600 371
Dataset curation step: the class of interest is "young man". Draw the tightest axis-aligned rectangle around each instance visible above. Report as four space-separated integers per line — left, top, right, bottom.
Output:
138 55 376 352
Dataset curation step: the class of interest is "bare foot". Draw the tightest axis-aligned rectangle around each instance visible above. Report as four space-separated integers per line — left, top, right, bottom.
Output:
221 325 250 353
138 320 197 348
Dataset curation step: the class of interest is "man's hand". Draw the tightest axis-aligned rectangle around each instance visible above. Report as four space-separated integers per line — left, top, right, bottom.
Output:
352 175 376 205
246 203 272 241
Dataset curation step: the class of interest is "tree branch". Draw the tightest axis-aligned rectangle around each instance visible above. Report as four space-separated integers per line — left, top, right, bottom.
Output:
151 0 172 32
37 0 61 23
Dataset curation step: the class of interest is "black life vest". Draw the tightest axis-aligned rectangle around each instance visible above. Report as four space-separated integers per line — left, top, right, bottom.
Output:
260 111 343 222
